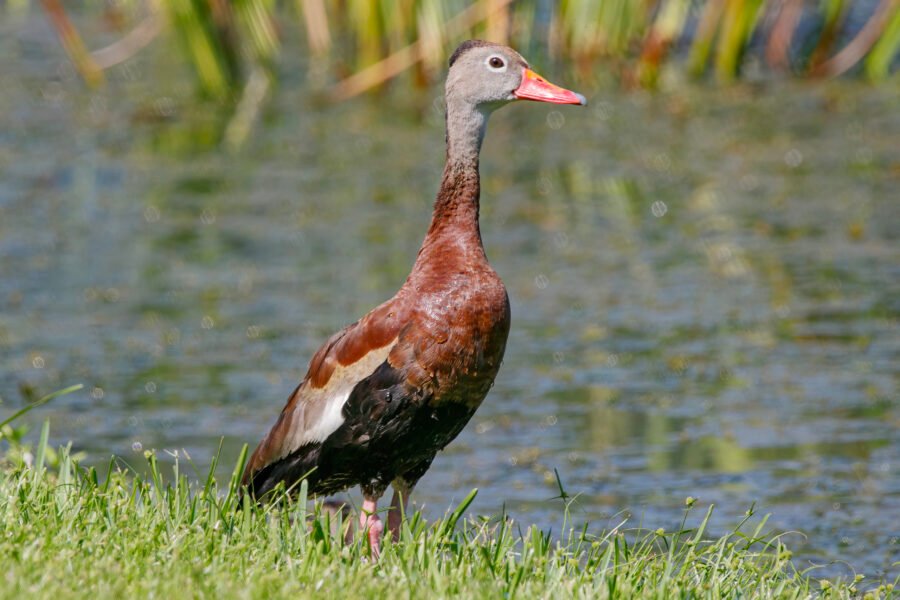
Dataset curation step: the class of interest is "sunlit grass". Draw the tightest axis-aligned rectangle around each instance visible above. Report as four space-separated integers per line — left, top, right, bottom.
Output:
1 419 891 598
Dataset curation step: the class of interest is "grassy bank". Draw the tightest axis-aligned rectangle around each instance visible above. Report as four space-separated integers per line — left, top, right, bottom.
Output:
0 424 890 599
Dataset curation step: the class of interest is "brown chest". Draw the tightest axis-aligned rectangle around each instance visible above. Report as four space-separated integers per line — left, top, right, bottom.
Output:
409 271 510 407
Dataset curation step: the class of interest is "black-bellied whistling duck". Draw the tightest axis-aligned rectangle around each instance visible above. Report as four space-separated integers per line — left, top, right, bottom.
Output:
242 40 585 554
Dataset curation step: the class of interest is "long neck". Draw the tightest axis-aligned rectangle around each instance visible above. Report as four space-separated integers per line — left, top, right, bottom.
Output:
425 98 488 241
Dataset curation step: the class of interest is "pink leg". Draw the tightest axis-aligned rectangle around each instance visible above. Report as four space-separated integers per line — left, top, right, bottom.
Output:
387 482 412 540
359 495 384 557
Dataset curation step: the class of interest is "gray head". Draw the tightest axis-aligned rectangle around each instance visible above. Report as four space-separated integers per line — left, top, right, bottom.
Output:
446 40 586 110
442 40 585 166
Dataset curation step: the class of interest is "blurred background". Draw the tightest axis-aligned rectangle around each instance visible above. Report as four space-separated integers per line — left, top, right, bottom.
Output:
1 0 898 580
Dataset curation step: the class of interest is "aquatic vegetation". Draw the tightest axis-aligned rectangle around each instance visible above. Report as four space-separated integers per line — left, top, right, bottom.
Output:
38 0 899 99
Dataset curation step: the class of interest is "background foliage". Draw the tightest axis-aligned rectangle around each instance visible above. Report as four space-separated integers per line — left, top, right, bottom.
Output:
39 0 900 103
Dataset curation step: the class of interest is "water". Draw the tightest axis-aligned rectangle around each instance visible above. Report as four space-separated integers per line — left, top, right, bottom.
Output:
2 14 898 578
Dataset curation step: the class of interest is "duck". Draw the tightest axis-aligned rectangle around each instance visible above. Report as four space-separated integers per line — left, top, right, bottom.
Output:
241 40 585 555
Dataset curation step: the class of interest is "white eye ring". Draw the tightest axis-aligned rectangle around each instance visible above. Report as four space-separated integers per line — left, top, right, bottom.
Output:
485 55 507 73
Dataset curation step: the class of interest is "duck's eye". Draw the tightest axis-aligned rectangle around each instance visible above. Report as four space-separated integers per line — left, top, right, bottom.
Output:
486 56 506 71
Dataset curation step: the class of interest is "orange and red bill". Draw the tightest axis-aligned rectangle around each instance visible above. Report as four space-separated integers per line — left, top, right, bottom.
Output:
514 68 586 106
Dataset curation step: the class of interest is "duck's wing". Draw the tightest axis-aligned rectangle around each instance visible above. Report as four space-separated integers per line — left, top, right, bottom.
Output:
240 300 411 491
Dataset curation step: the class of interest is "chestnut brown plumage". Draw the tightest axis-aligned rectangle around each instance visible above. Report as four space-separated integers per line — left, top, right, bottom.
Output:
242 40 585 554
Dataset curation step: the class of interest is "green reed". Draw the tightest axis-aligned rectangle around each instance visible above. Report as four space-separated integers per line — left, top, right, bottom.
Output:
39 0 899 100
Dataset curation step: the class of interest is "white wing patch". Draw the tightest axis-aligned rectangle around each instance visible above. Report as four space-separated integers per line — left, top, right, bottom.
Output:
279 339 396 458
300 389 349 444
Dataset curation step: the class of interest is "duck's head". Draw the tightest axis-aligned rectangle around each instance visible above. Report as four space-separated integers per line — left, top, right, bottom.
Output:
446 40 586 110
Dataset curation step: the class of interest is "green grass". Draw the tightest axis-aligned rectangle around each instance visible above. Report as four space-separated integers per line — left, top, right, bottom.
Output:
1 422 892 599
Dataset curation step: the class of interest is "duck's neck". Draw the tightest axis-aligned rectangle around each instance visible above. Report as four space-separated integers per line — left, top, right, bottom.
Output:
424 98 490 247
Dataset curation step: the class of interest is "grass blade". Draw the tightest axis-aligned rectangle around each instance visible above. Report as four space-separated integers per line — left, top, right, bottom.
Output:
0 384 83 430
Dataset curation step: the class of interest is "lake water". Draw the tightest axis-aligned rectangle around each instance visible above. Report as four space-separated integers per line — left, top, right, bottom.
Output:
1 12 898 579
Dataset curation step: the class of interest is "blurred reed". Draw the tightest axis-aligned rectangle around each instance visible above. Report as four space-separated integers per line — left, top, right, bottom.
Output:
43 0 898 99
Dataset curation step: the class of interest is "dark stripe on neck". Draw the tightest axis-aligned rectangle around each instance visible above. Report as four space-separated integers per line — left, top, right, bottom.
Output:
427 159 481 238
